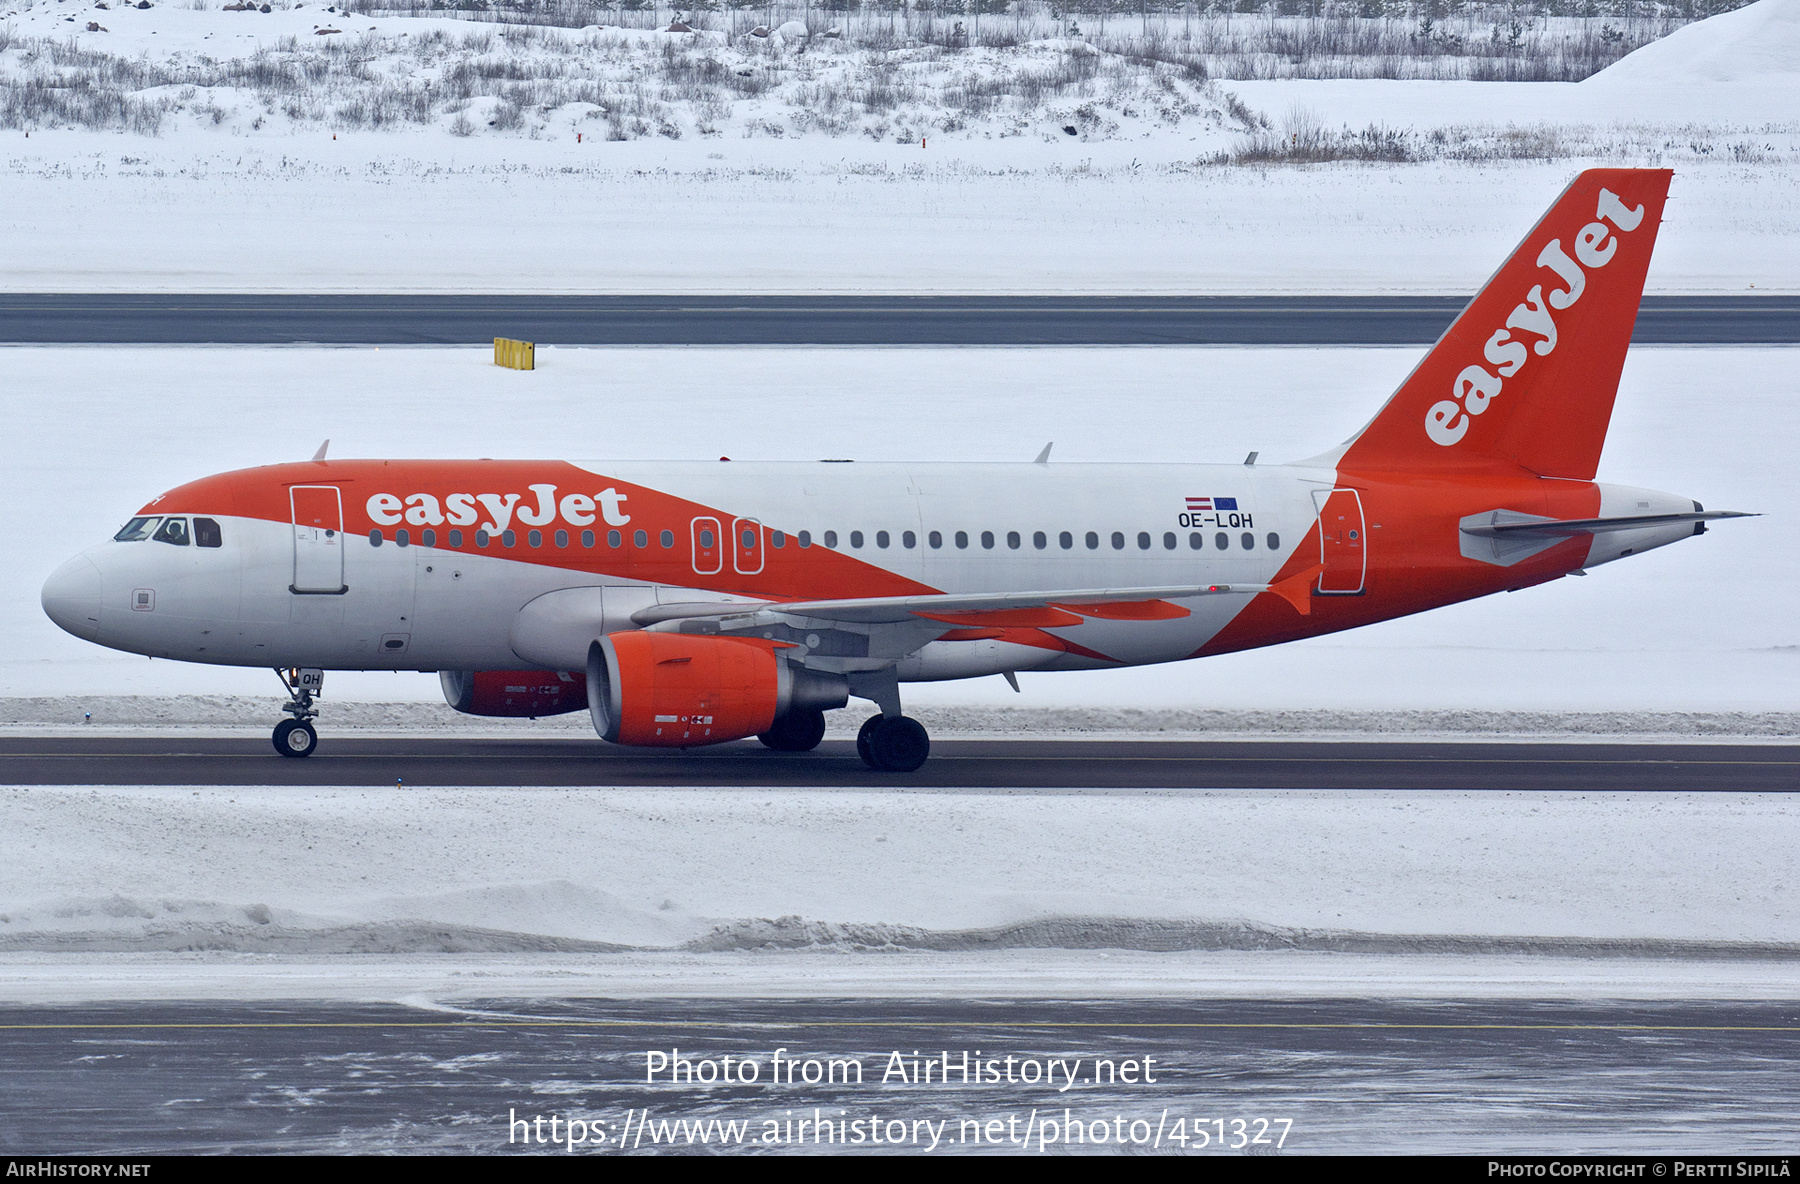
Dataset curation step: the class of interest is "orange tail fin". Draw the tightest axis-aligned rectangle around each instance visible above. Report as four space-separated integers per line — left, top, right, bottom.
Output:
1337 168 1672 481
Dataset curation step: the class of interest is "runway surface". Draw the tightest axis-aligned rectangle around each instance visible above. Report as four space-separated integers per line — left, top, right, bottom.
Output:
1 735 1793 790
3 294 1794 346
3 997 1795 1154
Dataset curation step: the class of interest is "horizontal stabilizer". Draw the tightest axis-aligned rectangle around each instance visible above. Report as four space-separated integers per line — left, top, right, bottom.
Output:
1461 509 1756 537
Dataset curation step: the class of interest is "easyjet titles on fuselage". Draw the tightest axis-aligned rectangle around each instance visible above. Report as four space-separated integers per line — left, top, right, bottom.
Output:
365 485 634 533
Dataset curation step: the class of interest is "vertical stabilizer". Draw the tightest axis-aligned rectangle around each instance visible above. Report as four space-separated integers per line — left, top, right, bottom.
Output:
1336 168 1671 480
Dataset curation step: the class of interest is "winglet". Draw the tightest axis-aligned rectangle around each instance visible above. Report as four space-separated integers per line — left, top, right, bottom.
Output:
1034 442 1053 464
1269 564 1323 616
311 439 330 463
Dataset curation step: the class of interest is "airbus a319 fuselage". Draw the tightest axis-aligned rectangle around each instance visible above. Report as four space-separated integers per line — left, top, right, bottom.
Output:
40 168 1749 770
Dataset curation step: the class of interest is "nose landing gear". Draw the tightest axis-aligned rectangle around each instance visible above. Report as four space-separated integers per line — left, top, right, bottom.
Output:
273 667 324 758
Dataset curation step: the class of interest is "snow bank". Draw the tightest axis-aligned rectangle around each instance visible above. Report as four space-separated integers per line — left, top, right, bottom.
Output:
0 785 1793 958
4 345 1793 713
5 697 1797 741
1590 0 1800 86
6 949 1798 1004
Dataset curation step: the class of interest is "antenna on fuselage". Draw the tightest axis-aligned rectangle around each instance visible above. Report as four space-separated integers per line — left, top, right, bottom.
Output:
1033 442 1053 464
311 439 330 463
1244 451 1258 466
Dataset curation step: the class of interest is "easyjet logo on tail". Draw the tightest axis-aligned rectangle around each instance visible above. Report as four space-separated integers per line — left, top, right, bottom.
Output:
1425 189 1646 448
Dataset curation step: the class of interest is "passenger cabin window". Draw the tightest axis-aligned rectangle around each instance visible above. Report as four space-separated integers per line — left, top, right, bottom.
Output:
194 518 223 548
152 517 190 546
114 516 160 542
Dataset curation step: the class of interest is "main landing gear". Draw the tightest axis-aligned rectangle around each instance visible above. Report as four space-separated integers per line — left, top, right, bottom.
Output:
759 706 931 771
272 667 323 758
843 669 931 772
857 714 930 773
758 707 828 752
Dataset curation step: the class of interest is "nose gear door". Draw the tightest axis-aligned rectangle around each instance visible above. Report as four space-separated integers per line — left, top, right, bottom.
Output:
290 485 347 594
1312 488 1367 595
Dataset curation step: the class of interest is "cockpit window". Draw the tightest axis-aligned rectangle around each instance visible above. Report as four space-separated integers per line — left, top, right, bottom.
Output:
152 517 190 546
194 518 222 548
114 517 160 542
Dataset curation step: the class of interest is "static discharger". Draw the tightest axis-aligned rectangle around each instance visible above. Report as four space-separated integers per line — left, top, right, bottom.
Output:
494 338 536 371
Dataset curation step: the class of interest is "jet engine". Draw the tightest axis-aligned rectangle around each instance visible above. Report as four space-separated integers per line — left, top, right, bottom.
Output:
440 669 588 717
587 631 847 747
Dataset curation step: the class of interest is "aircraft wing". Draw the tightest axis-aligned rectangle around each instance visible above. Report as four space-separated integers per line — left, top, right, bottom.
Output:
634 583 1270 628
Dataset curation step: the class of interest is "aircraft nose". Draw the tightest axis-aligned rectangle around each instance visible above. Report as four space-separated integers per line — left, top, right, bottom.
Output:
42 554 104 642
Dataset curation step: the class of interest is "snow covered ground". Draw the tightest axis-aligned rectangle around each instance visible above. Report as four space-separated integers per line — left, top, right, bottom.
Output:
0 784 1794 996
5 343 1794 715
1 0 1797 292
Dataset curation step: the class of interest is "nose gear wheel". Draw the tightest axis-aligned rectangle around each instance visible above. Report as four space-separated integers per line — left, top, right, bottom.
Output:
273 718 317 758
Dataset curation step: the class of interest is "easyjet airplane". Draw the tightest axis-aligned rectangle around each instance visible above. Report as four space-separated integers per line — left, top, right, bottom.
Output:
41 168 1749 770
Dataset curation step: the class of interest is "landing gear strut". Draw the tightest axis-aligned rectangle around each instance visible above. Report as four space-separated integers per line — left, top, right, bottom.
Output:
272 667 323 758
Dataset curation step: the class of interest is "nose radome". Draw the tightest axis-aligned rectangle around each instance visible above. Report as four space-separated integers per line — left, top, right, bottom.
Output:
42 554 104 642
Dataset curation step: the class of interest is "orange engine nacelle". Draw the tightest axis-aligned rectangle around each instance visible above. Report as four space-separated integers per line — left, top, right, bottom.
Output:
588 632 788 747
440 669 589 717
